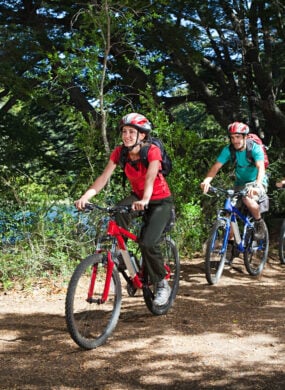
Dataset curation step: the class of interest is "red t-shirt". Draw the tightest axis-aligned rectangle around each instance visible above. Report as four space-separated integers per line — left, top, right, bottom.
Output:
111 145 171 200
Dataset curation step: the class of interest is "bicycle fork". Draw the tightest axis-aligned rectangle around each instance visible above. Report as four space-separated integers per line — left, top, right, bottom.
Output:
87 252 115 304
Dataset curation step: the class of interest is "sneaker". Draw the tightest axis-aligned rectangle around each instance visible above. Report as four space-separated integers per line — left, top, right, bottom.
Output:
153 279 171 306
254 219 266 241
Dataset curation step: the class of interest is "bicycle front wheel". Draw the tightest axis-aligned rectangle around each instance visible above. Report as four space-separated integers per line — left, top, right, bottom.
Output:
279 219 285 265
244 223 269 276
65 254 122 350
143 236 180 316
205 220 227 285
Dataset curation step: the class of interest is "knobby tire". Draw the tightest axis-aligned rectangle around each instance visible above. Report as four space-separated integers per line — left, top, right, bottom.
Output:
205 220 227 285
65 254 122 350
244 222 269 276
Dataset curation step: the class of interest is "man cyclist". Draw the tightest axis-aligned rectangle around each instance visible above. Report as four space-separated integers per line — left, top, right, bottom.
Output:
75 113 173 306
200 121 268 252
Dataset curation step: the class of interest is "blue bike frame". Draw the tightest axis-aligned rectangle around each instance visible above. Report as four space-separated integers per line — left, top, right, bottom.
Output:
217 195 254 255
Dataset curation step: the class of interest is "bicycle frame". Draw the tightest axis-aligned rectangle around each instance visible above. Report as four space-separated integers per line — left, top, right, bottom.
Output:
217 192 254 255
88 214 144 305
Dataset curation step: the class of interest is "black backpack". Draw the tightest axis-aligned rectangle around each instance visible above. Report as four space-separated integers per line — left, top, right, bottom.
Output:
119 136 172 176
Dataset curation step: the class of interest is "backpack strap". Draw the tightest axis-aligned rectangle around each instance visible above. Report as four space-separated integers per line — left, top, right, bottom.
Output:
245 139 255 164
139 142 151 168
119 143 151 189
118 146 129 190
119 143 152 169
118 145 129 170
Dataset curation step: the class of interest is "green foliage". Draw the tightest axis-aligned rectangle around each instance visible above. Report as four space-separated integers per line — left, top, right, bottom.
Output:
174 200 206 255
0 199 98 291
0 1 285 290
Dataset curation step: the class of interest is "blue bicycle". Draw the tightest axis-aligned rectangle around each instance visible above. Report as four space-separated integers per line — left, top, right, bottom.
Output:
205 186 269 285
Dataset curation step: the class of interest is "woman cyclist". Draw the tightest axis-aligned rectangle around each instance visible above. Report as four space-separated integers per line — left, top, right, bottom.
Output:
75 113 174 306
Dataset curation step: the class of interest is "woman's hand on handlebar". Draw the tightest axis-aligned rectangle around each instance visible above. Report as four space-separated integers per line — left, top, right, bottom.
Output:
75 196 91 211
132 200 148 211
75 188 97 210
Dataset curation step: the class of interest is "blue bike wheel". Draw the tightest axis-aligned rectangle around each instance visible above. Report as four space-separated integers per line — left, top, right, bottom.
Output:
205 220 227 285
244 222 269 276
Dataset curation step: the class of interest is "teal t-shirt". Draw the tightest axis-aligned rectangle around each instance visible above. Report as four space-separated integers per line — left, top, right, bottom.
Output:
217 143 267 186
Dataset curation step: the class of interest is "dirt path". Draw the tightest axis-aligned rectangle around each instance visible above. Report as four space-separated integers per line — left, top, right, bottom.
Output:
1 248 285 389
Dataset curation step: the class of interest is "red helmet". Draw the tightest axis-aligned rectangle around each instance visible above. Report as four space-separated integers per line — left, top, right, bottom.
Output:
228 122 249 135
119 113 152 133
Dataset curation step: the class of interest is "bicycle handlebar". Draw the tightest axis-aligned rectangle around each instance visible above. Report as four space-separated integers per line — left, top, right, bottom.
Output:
83 203 132 214
82 203 146 216
209 186 248 198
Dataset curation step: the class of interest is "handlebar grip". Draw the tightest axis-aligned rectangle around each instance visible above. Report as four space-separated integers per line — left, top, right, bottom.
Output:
83 203 95 211
80 203 145 214
208 186 217 193
82 203 133 213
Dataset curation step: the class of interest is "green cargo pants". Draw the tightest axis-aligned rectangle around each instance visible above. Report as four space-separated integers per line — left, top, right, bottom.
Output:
116 193 174 283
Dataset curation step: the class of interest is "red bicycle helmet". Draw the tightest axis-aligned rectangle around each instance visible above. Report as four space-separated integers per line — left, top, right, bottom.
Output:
119 113 152 133
228 122 249 134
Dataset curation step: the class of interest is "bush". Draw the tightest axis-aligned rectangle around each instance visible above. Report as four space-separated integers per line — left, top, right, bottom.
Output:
0 202 98 291
174 201 206 256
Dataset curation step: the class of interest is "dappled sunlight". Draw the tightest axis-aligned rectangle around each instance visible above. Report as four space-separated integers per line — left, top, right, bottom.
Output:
1 253 285 389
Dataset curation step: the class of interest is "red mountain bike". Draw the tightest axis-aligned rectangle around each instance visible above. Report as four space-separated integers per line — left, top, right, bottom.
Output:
65 203 180 350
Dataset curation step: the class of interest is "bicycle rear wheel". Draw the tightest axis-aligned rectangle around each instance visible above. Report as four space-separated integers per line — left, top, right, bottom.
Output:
244 222 269 276
143 236 180 316
279 220 285 265
205 220 227 285
65 254 122 350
